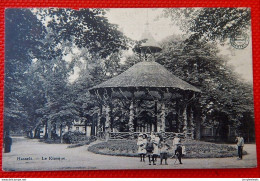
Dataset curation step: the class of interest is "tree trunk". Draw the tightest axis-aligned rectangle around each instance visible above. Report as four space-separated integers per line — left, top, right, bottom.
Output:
85 118 88 138
45 120 48 139
47 119 52 140
91 117 95 136
60 124 63 143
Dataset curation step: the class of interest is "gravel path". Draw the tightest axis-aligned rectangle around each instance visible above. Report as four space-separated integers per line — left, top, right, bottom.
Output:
2 137 257 171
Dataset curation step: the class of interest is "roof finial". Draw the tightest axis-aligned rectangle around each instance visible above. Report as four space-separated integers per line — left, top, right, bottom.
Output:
145 9 149 27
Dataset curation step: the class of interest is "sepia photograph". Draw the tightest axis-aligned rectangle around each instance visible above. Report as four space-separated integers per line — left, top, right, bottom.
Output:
2 8 257 171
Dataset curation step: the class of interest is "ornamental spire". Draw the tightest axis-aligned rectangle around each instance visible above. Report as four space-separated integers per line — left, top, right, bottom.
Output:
133 9 162 61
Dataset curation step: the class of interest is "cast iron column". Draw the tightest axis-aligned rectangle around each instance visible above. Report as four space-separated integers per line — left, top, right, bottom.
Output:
129 99 135 134
105 104 111 141
160 102 166 132
190 108 195 139
96 106 101 137
183 105 188 138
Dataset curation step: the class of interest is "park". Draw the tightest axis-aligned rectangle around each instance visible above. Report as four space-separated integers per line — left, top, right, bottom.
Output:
3 8 256 170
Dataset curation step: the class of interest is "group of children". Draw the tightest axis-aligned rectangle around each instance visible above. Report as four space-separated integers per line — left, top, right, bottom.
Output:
137 132 184 165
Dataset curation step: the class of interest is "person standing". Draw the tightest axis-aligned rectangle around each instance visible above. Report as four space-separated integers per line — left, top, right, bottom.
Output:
4 133 12 153
159 139 170 165
137 134 146 162
172 135 181 154
235 133 244 160
175 144 183 164
146 136 155 165
152 133 160 163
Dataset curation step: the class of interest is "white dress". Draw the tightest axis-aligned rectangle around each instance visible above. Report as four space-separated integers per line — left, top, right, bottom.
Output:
151 134 156 142
137 138 147 154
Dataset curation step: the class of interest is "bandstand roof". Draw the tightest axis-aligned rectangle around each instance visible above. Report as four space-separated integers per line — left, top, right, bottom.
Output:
90 61 200 93
133 30 162 54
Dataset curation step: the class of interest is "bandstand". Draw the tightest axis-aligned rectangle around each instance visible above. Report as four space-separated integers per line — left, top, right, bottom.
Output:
89 29 201 141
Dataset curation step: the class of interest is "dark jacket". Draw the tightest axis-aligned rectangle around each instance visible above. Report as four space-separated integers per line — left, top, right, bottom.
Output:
175 145 182 156
146 141 154 152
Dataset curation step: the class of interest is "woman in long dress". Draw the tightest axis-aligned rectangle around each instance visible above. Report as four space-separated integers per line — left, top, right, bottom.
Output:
137 134 147 162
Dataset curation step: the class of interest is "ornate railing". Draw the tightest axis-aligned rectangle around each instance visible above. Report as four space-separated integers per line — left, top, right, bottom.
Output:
108 132 137 140
108 132 191 140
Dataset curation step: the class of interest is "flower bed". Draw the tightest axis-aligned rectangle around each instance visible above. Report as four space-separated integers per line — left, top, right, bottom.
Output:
88 139 245 158
88 140 138 157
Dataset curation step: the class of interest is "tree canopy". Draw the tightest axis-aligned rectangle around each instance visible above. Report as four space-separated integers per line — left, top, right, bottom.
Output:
160 8 254 139
162 8 251 43
4 9 46 132
4 8 130 138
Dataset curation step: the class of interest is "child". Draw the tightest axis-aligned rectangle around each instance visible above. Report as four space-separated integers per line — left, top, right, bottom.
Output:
137 134 146 162
172 135 181 153
153 133 160 163
159 139 170 165
175 145 183 164
146 136 155 165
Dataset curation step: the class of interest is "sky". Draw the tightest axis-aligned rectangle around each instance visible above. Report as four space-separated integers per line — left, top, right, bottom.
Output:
105 8 253 83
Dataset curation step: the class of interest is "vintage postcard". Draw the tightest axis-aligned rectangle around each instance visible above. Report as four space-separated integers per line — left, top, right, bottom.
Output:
2 8 256 171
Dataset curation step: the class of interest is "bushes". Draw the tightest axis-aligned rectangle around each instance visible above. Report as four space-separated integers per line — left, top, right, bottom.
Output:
67 136 97 148
88 139 244 158
62 131 86 144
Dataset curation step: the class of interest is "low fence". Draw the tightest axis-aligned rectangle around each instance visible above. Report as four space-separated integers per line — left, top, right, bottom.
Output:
108 132 190 140
10 133 26 137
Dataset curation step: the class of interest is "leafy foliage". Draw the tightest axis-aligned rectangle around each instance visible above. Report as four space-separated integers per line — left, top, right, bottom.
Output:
4 8 130 141
156 35 254 138
4 9 46 132
160 8 254 138
62 131 86 144
162 8 251 42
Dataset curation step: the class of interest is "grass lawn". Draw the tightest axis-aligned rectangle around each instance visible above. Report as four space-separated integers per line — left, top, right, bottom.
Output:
88 139 244 158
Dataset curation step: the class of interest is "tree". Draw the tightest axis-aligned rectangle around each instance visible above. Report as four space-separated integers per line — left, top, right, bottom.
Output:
38 8 129 58
30 8 130 140
162 8 251 43
156 35 254 140
4 9 46 133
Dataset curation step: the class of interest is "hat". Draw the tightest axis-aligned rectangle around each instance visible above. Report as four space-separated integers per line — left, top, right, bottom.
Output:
138 133 143 137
